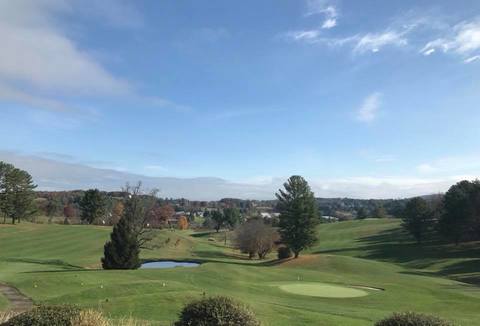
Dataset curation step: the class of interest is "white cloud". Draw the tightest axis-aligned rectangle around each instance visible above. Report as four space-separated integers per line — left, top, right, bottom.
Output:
356 92 382 123
3 150 476 199
421 19 480 60
416 155 480 175
322 18 337 29
464 55 480 63
285 30 321 43
0 0 188 113
416 163 439 174
353 31 408 54
0 1 130 96
305 0 338 29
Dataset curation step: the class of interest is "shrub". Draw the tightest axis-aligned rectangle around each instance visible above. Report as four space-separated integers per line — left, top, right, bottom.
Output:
0 312 17 324
175 296 260 326
375 312 454 326
71 309 109 326
277 246 292 259
4 305 80 326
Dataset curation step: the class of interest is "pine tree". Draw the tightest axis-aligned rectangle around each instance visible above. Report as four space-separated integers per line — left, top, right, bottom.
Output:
101 213 141 269
102 184 154 269
0 162 36 224
276 176 319 258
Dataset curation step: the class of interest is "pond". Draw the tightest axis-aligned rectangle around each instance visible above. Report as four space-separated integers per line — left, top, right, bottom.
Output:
140 261 200 269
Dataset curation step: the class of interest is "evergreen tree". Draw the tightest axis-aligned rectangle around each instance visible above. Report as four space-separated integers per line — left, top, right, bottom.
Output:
356 207 368 219
102 183 154 269
439 180 480 244
0 162 36 224
402 197 433 244
79 189 106 224
276 176 319 258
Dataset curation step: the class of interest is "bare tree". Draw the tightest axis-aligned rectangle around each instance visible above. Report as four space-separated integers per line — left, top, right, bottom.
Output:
233 219 279 259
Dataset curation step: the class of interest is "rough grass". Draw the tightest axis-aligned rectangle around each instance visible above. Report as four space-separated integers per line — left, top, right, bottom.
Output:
0 220 479 325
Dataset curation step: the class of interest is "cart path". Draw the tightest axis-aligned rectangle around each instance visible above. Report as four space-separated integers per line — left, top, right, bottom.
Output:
0 283 33 313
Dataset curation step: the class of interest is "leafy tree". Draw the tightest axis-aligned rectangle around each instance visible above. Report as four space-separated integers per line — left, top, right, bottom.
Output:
402 197 433 244
79 189 106 224
356 207 368 219
439 180 480 244
223 207 241 228
276 175 319 258
211 210 225 232
372 205 387 218
46 196 62 218
149 203 175 228
177 216 189 230
0 162 36 224
102 183 155 269
63 204 76 218
110 201 124 225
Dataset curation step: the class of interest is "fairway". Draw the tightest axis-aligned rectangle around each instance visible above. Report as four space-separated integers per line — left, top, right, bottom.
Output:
0 220 479 325
278 282 368 298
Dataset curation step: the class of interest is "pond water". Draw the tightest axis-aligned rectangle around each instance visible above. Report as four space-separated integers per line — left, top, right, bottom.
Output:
140 261 200 269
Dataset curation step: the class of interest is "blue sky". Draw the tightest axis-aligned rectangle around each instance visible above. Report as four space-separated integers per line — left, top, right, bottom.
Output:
1 0 480 197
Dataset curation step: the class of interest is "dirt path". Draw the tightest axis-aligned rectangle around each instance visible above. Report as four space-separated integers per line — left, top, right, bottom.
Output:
0 283 33 313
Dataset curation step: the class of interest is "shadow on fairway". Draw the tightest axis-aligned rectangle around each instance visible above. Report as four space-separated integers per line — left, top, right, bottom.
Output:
314 224 480 285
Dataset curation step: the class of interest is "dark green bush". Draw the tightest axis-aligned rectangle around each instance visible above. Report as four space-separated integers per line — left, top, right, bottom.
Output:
3 305 80 326
175 296 260 326
277 246 292 259
375 312 454 326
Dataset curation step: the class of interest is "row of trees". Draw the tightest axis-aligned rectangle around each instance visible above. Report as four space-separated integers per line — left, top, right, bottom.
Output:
402 180 480 245
0 162 36 224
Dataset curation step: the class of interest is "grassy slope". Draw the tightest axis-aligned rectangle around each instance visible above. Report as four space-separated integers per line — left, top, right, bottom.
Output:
0 221 479 325
311 219 480 285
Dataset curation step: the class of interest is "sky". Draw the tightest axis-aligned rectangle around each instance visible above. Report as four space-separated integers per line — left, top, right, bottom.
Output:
1 0 480 199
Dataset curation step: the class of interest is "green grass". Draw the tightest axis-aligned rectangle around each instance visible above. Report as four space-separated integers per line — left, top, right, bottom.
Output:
0 220 479 325
278 282 368 298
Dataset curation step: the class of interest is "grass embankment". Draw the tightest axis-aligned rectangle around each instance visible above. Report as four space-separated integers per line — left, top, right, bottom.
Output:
0 220 478 325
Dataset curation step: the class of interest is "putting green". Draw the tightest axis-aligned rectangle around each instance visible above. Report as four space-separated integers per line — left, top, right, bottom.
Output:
278 282 369 298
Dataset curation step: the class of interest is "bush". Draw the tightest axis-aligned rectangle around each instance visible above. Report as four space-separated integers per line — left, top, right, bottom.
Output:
375 312 454 326
277 246 292 259
4 305 80 326
71 309 109 326
175 296 260 326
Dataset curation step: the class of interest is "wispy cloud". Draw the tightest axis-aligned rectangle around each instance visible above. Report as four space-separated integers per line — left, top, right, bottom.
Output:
353 31 408 54
356 92 382 123
284 25 412 54
464 55 480 63
305 0 338 29
421 19 480 62
0 0 187 113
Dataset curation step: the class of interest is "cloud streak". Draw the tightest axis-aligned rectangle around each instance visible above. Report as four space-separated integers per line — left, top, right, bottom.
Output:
421 19 480 62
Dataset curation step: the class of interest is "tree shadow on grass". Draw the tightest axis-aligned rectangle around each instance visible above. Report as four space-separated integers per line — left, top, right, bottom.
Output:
314 224 480 285
3 258 83 270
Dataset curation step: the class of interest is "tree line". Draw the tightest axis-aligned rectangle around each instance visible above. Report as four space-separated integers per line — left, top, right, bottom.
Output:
401 180 480 245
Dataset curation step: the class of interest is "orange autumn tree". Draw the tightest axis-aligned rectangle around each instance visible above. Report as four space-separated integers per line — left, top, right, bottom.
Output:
177 216 189 230
111 201 124 225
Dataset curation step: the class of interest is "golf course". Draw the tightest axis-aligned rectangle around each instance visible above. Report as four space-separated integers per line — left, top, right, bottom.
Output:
0 218 479 325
